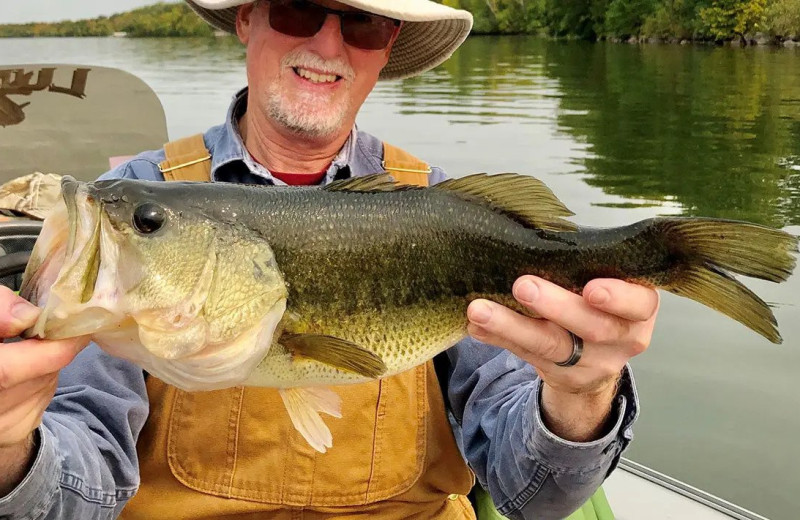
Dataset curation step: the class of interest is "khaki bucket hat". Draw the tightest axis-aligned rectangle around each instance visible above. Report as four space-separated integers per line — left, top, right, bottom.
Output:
0 172 62 220
186 0 473 80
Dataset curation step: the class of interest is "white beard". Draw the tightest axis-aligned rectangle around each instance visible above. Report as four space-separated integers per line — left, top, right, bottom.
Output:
267 86 350 138
265 50 355 138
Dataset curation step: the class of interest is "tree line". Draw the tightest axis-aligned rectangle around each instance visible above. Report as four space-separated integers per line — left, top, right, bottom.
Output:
439 0 799 41
1 0 798 42
0 3 214 38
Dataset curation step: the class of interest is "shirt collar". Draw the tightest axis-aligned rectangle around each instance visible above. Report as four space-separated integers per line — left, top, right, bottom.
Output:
209 87 357 186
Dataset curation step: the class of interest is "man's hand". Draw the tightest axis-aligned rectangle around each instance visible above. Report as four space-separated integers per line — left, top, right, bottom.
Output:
0 286 88 496
467 276 659 442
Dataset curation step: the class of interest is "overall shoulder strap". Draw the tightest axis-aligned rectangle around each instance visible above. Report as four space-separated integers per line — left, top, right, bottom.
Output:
381 142 431 187
158 134 212 182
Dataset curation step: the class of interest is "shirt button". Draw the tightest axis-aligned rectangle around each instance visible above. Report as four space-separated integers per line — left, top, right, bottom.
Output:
448 493 460 501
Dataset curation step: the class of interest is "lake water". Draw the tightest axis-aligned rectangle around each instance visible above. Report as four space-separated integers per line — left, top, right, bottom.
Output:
2 36 800 519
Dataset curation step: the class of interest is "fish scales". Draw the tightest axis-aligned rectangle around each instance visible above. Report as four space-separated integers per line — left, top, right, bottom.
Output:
191 185 671 305
150 185 701 385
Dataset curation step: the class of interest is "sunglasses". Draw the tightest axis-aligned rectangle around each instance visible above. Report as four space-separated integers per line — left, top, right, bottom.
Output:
264 0 401 51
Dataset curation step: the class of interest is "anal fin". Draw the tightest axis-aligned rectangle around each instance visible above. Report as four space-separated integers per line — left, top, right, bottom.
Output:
279 386 342 453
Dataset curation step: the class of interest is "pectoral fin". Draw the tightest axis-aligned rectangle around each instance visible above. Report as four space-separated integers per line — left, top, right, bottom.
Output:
279 386 342 453
281 333 387 378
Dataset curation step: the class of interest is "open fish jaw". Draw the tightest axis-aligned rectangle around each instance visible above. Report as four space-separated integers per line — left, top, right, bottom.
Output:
20 199 68 308
23 184 124 339
21 177 290 391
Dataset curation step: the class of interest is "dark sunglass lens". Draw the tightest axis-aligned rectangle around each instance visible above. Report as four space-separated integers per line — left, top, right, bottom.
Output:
341 14 396 50
269 0 326 38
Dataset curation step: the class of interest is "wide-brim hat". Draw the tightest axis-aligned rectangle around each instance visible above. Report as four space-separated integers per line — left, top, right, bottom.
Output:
186 0 473 80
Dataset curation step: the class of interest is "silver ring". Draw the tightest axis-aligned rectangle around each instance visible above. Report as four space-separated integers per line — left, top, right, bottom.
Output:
555 332 584 367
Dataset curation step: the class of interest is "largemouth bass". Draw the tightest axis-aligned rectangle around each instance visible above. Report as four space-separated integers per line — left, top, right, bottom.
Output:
21 173 798 451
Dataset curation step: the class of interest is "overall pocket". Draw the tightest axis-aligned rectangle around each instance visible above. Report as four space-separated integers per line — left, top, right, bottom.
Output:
166 364 428 507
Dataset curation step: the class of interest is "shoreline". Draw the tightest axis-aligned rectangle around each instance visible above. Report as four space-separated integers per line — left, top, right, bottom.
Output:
1 32 798 48
607 34 800 47
465 31 800 48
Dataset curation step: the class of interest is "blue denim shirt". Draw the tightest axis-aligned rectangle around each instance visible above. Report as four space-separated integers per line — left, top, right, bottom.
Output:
0 88 639 520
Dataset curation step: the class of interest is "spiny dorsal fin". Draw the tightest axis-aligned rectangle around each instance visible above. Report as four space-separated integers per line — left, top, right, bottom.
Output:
435 173 577 232
324 173 402 193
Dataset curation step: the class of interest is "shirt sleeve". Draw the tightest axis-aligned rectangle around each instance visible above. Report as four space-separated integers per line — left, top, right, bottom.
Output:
444 337 638 520
0 346 148 520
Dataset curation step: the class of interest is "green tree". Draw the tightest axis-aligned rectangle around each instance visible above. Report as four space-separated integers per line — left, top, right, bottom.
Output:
604 0 657 37
544 0 596 38
0 2 218 38
642 0 704 39
763 0 800 37
437 0 548 34
698 0 767 42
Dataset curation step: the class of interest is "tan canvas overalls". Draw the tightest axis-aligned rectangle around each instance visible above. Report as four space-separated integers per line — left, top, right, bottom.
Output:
120 135 476 520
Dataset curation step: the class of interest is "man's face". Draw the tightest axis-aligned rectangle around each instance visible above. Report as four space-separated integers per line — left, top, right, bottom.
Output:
237 0 399 139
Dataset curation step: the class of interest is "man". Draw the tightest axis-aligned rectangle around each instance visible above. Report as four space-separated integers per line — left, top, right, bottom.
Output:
0 0 659 518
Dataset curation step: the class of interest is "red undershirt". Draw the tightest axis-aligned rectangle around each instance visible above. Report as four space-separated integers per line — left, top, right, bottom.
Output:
271 168 328 186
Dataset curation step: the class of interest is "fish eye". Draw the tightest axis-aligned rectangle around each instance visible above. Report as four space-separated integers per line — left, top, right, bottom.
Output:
132 203 166 234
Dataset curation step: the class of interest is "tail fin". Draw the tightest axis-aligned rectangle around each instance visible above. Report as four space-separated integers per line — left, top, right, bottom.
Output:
659 218 798 343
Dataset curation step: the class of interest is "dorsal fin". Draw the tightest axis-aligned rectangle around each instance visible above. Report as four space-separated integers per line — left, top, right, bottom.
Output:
434 173 577 232
324 173 402 192
324 172 576 232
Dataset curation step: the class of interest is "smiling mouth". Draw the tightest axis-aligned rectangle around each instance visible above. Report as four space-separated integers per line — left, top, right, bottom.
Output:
292 66 343 84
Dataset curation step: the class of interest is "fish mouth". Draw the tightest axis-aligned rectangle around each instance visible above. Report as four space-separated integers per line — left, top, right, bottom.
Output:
20 176 290 391
21 176 288 391
60 176 102 304
22 176 121 339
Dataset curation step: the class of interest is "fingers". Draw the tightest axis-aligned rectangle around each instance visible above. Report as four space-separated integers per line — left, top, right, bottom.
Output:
466 299 623 395
467 299 568 366
583 278 660 322
0 337 83 446
466 276 660 369
0 285 85 448
511 276 656 354
511 276 627 346
0 338 87 391
468 276 660 405
0 286 41 338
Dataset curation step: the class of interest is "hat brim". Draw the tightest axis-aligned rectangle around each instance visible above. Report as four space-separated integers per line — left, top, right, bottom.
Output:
186 0 472 80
